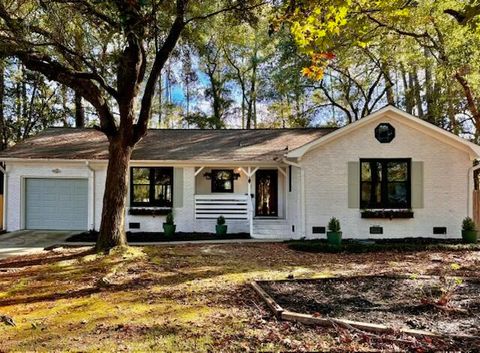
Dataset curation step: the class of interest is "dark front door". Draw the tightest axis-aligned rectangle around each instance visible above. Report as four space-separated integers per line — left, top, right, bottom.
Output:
255 170 278 217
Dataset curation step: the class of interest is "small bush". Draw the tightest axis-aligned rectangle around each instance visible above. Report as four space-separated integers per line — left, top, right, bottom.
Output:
462 217 476 231
327 217 341 232
165 212 174 225
217 215 226 225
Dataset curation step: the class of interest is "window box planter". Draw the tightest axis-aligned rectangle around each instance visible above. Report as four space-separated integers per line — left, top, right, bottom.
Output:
361 210 414 219
128 208 172 216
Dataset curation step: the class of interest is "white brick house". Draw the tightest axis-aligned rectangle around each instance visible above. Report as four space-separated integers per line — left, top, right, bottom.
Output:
1 106 480 239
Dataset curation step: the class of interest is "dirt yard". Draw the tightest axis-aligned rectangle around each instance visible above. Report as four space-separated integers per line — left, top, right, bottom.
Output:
0 243 479 352
259 276 480 336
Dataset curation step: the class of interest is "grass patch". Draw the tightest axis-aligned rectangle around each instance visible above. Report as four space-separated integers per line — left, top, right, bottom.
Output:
287 238 480 253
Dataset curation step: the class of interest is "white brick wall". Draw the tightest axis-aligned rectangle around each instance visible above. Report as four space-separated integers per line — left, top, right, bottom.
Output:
285 166 302 238
5 162 255 234
5 114 472 239
301 116 471 239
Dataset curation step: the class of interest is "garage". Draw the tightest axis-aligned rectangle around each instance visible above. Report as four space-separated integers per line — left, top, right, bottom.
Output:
25 178 88 230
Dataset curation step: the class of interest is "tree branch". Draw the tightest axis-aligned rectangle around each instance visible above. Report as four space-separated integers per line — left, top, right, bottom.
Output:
366 14 430 39
11 49 117 135
25 25 120 99
134 0 187 143
43 0 120 28
362 70 384 117
318 79 353 124
184 1 266 25
0 3 117 135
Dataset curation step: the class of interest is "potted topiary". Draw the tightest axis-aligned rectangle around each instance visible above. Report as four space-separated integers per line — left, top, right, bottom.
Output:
216 215 228 235
327 217 342 246
163 212 176 237
461 217 477 243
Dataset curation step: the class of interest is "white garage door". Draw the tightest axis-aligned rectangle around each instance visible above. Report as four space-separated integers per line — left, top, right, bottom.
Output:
25 178 88 230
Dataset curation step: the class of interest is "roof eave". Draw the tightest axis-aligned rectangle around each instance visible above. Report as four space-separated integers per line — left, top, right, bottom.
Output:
0 157 289 166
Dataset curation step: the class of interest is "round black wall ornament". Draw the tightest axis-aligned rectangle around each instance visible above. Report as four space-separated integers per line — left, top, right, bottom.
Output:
375 123 395 143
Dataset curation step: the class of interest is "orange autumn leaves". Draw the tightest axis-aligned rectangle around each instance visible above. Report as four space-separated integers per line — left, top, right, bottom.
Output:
301 52 336 80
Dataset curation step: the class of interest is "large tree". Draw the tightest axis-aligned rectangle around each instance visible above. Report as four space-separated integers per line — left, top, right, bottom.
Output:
280 0 480 138
0 0 261 251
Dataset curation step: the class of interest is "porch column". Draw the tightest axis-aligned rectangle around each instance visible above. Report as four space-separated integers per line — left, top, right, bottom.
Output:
247 167 253 236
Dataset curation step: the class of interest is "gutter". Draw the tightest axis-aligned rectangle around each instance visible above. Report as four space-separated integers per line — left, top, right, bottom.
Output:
86 161 96 231
0 158 286 168
282 158 306 237
467 162 480 218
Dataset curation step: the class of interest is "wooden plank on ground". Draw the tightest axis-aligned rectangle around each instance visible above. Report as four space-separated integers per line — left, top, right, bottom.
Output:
253 277 480 340
250 281 284 317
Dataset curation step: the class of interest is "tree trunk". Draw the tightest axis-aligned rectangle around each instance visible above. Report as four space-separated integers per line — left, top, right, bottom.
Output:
241 95 245 129
412 70 424 118
247 59 257 129
158 72 162 127
21 67 27 123
0 59 6 150
208 69 224 127
96 138 132 251
75 90 85 128
401 67 414 114
408 72 415 115
61 85 69 127
446 81 458 134
15 65 22 141
424 51 435 124
455 72 480 141
381 65 395 106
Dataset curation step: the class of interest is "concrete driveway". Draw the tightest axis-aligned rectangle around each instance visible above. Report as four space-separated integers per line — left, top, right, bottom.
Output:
0 230 79 259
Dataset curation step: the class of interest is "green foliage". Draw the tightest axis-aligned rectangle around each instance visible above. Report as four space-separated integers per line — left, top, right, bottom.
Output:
217 215 226 225
279 0 480 137
462 217 476 231
2 0 479 140
184 112 225 129
327 217 341 232
0 58 80 149
165 212 175 225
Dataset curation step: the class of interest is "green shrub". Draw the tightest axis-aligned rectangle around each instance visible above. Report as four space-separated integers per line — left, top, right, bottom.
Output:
462 217 476 231
165 212 174 225
217 215 226 225
327 217 341 232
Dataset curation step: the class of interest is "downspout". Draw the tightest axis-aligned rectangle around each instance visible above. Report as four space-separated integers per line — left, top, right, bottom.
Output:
467 162 480 218
0 164 6 231
282 158 306 237
86 161 95 231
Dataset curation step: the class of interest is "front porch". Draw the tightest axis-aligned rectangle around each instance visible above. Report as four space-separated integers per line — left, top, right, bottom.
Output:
193 165 292 238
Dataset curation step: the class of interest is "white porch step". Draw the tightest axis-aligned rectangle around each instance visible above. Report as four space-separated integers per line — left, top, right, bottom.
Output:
252 219 292 238
253 228 291 234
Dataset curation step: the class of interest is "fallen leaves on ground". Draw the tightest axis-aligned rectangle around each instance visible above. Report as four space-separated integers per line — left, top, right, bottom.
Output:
0 243 479 351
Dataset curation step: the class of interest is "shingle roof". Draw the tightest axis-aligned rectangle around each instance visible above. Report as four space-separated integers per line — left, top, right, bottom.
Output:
0 127 336 162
